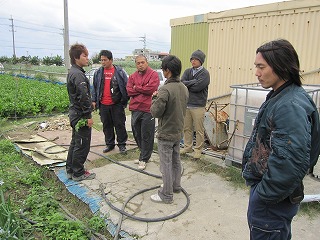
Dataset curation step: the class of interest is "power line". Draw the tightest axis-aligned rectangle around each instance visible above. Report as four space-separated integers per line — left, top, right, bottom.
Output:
0 17 170 45
0 18 62 35
14 19 62 30
0 16 170 58
0 39 62 47
69 29 139 39
148 41 170 47
2 45 62 51
148 39 170 44
69 34 139 42
15 25 61 35
0 24 9 32
1 18 141 41
0 0 9 8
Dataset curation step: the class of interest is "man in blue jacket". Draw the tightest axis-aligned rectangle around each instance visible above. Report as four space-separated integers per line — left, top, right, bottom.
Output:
92 50 129 154
242 39 320 239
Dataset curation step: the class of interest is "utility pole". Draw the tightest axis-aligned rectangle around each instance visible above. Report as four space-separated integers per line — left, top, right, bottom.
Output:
63 0 70 69
139 34 147 58
9 16 16 58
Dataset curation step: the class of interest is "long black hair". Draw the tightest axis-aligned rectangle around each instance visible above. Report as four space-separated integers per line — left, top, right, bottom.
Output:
256 39 302 86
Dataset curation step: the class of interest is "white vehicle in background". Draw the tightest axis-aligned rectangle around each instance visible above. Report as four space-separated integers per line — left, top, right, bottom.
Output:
85 67 98 86
156 69 166 88
85 67 129 86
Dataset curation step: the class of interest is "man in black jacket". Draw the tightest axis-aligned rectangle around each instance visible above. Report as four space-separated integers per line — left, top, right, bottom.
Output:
92 50 129 154
66 43 95 181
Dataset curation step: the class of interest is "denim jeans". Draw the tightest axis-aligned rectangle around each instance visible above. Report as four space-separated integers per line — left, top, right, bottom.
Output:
247 185 299 240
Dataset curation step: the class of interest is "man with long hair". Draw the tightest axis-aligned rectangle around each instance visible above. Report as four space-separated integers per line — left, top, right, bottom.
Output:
242 39 320 239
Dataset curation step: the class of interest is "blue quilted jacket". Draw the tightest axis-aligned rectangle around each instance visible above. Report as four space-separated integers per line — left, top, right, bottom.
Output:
242 83 320 204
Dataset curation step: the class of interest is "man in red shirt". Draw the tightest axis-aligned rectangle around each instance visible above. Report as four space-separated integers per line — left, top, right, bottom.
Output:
126 55 160 170
92 50 129 154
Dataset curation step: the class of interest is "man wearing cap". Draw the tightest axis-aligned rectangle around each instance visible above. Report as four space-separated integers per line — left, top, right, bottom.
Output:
180 49 210 160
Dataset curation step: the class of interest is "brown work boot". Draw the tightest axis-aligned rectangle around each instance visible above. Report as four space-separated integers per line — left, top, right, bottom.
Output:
193 151 202 160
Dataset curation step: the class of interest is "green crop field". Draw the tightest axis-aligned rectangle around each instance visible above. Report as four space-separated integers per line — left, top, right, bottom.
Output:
0 74 69 118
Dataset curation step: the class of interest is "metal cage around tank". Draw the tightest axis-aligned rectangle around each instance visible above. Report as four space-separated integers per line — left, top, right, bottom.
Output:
225 83 320 167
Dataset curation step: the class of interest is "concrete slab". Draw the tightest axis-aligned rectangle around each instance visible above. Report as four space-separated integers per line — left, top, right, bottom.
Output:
55 151 320 240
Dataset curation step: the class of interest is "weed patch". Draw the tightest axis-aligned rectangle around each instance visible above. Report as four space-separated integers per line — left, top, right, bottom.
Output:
0 139 112 239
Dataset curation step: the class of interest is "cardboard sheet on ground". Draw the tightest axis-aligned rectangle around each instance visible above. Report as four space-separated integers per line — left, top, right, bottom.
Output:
7 134 67 166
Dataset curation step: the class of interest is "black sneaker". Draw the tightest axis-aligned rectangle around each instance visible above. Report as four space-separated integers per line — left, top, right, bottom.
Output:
119 146 127 154
103 145 115 153
67 172 73 179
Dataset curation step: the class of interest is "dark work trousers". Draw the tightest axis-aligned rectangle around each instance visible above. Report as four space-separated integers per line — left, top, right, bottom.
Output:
66 125 92 177
131 111 155 162
99 103 128 148
247 184 299 240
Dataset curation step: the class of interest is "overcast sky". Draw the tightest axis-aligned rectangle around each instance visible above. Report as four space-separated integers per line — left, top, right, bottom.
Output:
0 0 285 59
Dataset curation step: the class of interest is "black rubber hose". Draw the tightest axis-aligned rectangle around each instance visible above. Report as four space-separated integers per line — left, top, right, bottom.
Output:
24 137 191 236
90 149 163 179
99 184 190 223
91 148 190 239
43 143 137 154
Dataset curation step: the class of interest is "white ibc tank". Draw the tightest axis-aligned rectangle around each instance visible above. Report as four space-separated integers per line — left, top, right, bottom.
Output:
226 83 320 166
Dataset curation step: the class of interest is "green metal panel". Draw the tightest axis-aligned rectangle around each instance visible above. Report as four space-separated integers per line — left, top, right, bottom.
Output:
170 23 209 73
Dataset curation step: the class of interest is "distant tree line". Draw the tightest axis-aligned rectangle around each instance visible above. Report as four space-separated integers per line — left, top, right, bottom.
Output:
0 55 64 66
91 53 100 64
0 54 161 68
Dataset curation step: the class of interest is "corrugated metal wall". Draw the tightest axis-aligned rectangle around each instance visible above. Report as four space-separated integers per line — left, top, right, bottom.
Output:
170 15 209 73
207 1 320 99
171 0 320 100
